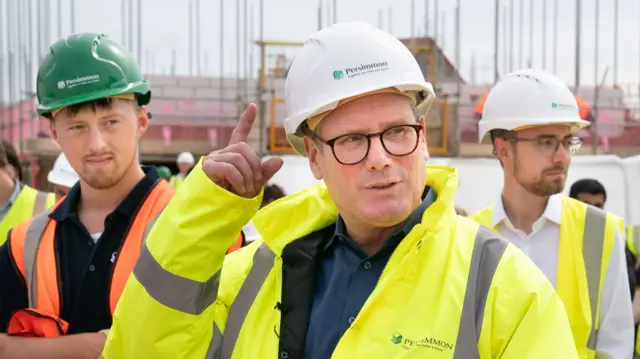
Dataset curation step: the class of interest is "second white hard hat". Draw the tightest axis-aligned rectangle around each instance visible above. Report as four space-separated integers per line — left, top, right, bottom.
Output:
48 153 79 188
283 21 436 155
478 68 590 143
177 151 195 165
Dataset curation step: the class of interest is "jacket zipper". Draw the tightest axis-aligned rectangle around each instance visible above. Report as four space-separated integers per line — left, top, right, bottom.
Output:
374 225 422 289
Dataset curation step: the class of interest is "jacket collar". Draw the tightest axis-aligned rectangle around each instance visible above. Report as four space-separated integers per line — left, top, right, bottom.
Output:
252 164 460 256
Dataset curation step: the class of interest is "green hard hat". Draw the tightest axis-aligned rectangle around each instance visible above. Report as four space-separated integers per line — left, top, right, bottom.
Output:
36 33 151 118
156 166 172 180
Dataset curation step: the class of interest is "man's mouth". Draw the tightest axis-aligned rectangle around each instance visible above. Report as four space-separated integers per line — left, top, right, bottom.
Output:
367 180 400 190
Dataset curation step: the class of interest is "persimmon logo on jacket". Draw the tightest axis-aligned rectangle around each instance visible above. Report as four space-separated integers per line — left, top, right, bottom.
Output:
391 332 454 352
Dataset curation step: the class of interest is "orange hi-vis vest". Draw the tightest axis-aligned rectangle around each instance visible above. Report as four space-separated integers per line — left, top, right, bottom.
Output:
6 179 175 338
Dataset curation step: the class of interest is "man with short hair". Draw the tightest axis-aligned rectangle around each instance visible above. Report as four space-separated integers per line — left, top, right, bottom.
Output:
569 178 608 209
104 23 577 359
470 69 634 357
0 33 174 357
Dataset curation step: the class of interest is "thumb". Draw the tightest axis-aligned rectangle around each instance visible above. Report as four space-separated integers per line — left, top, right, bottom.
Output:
259 157 284 184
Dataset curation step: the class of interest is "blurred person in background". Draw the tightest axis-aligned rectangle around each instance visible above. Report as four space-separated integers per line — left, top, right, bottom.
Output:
170 151 195 189
156 165 172 182
48 153 80 200
569 178 607 209
2 140 23 182
0 141 55 245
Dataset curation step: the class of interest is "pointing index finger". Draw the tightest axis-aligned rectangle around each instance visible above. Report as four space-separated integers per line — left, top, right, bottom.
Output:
229 104 258 145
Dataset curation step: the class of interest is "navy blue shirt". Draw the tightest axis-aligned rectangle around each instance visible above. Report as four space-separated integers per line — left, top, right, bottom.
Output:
304 188 437 359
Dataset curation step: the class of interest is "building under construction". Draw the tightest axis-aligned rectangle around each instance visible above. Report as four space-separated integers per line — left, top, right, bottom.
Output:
1 35 639 191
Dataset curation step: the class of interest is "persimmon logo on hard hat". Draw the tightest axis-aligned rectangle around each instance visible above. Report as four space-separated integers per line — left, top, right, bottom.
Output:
551 102 577 111
57 74 101 89
332 61 389 80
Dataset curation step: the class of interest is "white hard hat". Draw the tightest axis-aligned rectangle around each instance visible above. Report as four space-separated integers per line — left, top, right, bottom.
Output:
48 153 79 188
283 22 436 155
478 68 590 143
177 151 195 165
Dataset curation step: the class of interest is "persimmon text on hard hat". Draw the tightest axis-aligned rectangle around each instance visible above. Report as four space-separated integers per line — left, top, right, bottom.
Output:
332 61 389 80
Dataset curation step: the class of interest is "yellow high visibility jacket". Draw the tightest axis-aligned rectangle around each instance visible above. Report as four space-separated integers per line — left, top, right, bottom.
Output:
627 226 640 258
0 184 55 245
103 163 578 359
469 197 617 359
169 175 185 190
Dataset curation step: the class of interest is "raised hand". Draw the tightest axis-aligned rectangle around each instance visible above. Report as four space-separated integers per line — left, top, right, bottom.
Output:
202 103 284 198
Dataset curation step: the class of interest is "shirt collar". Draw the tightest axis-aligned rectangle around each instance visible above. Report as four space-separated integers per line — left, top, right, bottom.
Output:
0 181 22 210
50 166 161 222
325 186 437 252
491 193 563 228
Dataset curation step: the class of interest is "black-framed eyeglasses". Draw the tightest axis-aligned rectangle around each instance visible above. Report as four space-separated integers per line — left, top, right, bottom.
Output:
311 124 423 165
506 135 583 156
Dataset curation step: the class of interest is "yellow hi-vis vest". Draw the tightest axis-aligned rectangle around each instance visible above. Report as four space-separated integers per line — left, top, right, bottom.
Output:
0 184 55 245
469 196 616 359
169 175 185 190
627 226 640 258
104 163 579 359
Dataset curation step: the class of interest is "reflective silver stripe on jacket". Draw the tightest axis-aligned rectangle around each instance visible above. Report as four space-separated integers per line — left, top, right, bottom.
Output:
133 210 220 316
23 209 162 310
583 206 607 351
23 209 53 308
180 226 504 359
32 191 49 216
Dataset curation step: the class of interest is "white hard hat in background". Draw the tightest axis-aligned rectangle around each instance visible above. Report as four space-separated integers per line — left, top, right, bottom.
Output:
177 151 195 165
284 21 436 156
478 68 590 143
48 153 79 188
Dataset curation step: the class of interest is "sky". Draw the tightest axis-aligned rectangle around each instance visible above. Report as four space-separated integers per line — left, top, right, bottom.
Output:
2 0 640 96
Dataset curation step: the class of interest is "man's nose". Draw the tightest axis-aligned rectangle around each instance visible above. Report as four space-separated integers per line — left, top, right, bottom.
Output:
365 136 393 171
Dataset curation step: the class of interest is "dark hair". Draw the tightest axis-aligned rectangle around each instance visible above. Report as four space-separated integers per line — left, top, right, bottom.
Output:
569 178 607 201
261 183 286 208
1 140 21 181
56 98 138 119
0 141 8 168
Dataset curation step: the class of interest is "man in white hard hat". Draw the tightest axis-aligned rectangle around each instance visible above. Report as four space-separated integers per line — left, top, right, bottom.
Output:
170 151 195 189
48 153 80 200
469 68 634 358
104 23 578 358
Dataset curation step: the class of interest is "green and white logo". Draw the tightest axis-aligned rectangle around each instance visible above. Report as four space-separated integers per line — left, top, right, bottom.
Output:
390 331 454 352
332 61 389 80
391 332 403 345
58 74 101 90
551 102 577 111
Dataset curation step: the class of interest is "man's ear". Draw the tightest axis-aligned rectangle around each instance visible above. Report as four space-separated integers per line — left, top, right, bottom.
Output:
137 106 149 137
419 115 426 138
49 119 59 142
304 137 323 180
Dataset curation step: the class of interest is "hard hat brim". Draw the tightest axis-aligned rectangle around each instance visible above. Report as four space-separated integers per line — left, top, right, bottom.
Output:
478 117 591 143
48 171 79 188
